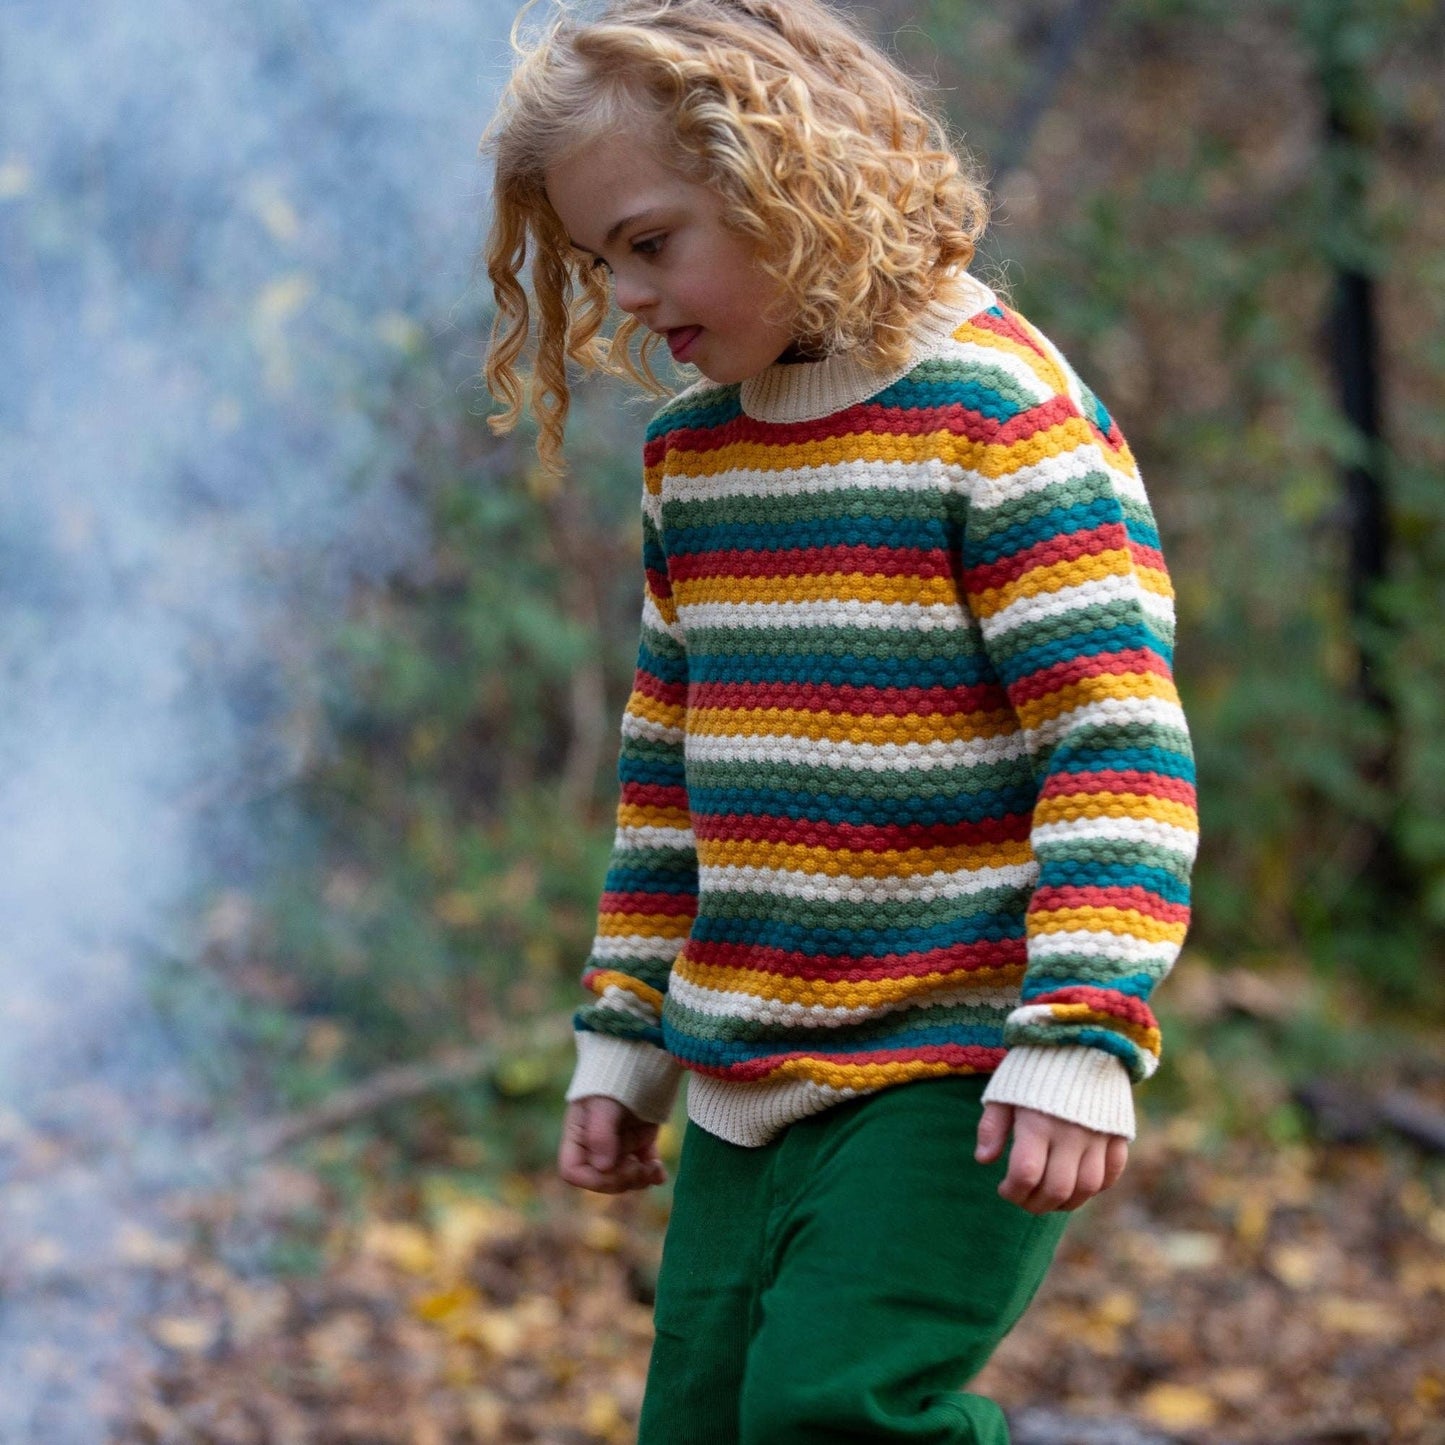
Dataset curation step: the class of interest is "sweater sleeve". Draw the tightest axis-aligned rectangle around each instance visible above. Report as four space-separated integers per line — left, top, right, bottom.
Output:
955 339 1199 1140
563 481 695 1125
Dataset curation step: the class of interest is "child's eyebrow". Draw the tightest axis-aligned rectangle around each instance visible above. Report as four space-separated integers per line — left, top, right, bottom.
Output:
568 208 668 255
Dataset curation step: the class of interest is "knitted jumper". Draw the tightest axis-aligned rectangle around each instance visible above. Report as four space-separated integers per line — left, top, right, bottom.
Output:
563 271 1199 1147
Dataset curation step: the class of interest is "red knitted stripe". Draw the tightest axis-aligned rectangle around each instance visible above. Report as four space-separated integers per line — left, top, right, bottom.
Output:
597 889 697 918
963 520 1130 592
643 400 1004 461
1029 885 1191 926
967 309 1040 354
617 779 688 809
682 934 1026 980
697 1041 1006 1081
1006 646 1172 706
689 678 1012 716
689 809 1031 851
643 562 674 600
629 669 686 707
1130 539 1167 571
1041 768 1198 807
669 543 956 582
1024 984 1159 1029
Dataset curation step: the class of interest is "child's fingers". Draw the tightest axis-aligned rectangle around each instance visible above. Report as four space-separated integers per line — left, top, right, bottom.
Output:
1017 1132 1086 1213
1103 1135 1129 1190
1059 1141 1107 1211
974 1101 1012 1163
996 1128 1051 1210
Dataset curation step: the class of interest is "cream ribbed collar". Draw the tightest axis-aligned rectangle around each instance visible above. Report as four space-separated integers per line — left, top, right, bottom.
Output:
737 271 998 424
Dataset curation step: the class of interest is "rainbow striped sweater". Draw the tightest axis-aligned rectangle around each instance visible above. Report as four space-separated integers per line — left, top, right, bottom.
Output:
563 272 1198 1147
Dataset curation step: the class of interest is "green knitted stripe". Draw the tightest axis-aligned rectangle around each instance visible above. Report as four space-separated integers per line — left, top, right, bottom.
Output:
685 884 1030 930
683 752 1035 804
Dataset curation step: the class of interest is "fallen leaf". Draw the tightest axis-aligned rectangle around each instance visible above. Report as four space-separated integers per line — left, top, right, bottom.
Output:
1138 1382 1220 1429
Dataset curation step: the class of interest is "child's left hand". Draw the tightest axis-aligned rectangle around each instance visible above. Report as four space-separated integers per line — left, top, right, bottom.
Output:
975 1103 1129 1214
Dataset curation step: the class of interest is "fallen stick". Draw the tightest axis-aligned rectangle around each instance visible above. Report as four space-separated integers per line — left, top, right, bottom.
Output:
205 1021 572 1168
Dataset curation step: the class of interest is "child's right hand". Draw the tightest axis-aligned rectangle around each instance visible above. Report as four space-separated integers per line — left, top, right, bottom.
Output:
558 1095 669 1193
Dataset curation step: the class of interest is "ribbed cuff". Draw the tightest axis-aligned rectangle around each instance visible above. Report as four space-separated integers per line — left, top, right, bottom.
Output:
564 1031 686 1125
980 1045 1137 1139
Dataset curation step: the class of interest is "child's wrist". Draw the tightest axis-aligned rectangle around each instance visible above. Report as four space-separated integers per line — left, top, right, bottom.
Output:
982 1045 1136 1140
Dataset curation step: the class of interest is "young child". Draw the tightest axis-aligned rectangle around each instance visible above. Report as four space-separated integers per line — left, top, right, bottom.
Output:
479 1 1199 1439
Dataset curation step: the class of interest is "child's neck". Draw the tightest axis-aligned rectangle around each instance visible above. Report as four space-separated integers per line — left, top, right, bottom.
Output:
774 338 829 364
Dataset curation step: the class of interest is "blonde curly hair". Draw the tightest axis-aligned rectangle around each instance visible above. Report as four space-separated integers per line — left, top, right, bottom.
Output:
478 0 996 480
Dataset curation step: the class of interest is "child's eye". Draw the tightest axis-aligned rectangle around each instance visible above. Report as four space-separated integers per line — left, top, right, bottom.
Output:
632 234 665 258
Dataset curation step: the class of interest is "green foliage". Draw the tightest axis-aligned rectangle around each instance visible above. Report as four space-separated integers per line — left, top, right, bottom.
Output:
230 0 1443 1177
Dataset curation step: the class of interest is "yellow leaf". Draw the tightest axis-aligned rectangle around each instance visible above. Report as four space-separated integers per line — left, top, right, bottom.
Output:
512 1293 562 1331
464 1388 508 1442
1093 1289 1138 1327
1207 1365 1266 1407
1234 1193 1271 1247
583 1216 624 1251
1428 1208 1445 1248
470 1309 526 1358
254 274 313 325
583 1391 624 1438
1267 1243 1319 1289
414 1283 480 1324
116 1224 186 1270
1397 1256 1445 1297
1139 1383 1219 1430
151 1315 219 1354
433 1197 526 1276
1415 1370 1444 1408
361 1220 435 1275
1158 1230 1222 1270
1316 1295 1401 1340
375 312 423 354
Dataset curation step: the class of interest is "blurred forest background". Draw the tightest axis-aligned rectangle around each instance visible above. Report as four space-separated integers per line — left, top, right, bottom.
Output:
3 0 1444 1441
237 0 1445 1138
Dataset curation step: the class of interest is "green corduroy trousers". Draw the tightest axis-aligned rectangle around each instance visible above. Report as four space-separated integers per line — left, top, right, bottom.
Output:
635 1074 1072 1445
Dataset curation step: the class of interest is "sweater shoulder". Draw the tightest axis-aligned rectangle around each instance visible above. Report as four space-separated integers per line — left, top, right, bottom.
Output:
644 375 740 444
919 296 1120 441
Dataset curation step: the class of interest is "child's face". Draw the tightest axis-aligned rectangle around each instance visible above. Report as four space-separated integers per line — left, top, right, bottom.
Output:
544 128 801 384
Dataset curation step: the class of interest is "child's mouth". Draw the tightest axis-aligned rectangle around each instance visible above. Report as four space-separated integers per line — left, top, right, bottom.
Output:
667 326 701 361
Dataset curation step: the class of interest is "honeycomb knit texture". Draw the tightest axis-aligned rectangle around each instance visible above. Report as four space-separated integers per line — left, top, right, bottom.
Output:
563 272 1199 1147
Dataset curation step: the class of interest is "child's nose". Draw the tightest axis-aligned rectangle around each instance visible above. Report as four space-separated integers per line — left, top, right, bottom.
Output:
613 272 658 318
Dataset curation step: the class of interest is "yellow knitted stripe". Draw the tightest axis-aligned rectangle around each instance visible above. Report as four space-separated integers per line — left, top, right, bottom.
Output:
953 318 1071 396
615 800 692 832
686 705 1017 746
964 413 1139 478
692 835 1034 876
649 426 977 482
624 690 687 731
1027 904 1188 947
673 957 1022 1008
675 571 963 609
584 969 665 1010
966 547 1136 618
746 1057 975 1089
1021 1003 1161 1053
594 908 694 943
1033 789 1196 833
1013 671 1181 732
1135 563 1175 599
